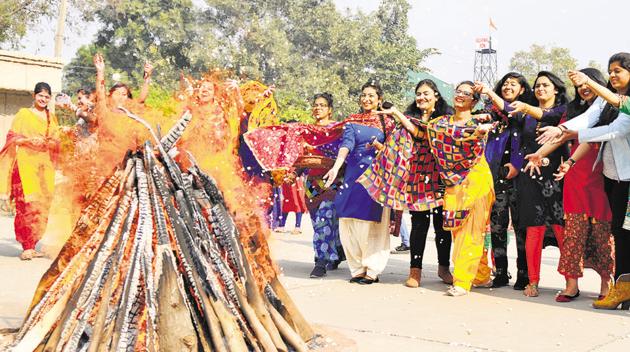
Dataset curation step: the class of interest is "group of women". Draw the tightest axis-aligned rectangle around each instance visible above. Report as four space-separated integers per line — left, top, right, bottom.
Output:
260 52 630 308
3 50 630 310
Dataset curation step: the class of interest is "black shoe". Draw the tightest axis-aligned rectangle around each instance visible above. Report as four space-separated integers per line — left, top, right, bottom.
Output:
349 276 364 283
391 244 410 254
326 259 341 271
309 265 327 278
513 271 528 291
491 274 510 288
358 277 379 285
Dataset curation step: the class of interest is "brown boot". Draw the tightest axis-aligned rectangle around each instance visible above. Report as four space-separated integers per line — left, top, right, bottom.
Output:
438 265 453 284
404 268 422 288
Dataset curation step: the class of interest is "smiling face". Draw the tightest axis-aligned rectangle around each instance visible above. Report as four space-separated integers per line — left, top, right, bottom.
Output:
576 83 597 103
453 83 475 111
110 86 130 106
360 86 381 112
33 90 51 110
198 81 216 104
534 76 557 105
415 84 438 112
501 77 525 103
312 97 332 121
608 61 630 93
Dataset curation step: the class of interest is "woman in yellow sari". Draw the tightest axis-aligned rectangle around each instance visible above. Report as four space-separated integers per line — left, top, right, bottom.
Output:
426 81 495 296
0 82 60 260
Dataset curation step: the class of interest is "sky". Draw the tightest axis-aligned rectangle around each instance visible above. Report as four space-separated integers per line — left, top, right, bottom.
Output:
16 0 630 85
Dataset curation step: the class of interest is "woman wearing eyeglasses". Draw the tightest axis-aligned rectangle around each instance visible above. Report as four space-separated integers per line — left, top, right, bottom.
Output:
361 79 454 288
513 71 570 297
425 81 496 296
302 93 346 278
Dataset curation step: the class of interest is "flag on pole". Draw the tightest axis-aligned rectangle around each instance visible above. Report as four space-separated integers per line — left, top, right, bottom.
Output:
489 17 498 31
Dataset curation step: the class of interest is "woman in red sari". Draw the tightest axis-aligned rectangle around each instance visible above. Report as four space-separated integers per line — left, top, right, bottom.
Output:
0 82 60 260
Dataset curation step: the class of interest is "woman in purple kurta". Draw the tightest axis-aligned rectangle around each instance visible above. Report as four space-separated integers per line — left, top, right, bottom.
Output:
323 80 395 284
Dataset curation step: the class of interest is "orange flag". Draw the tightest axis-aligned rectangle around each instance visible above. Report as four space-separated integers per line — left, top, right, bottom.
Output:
489 17 498 31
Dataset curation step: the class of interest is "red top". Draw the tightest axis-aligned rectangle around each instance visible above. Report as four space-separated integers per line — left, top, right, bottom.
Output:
281 175 308 213
563 141 612 221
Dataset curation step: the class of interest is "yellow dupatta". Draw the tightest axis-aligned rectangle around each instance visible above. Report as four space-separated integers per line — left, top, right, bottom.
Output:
0 108 59 202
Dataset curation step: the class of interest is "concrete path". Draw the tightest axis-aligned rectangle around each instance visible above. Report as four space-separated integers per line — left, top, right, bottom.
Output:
1 213 629 351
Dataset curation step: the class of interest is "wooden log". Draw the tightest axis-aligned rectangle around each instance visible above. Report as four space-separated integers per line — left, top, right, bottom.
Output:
269 277 315 342
156 249 198 352
242 264 287 352
208 296 248 352
265 299 309 352
234 286 277 352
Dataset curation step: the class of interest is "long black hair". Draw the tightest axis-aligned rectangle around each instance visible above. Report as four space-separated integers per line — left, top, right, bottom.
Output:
34 82 52 95
566 68 606 120
312 92 333 109
596 53 630 126
493 72 535 105
534 71 569 107
404 79 453 118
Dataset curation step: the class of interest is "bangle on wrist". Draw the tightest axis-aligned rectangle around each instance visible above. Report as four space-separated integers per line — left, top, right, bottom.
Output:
567 158 576 167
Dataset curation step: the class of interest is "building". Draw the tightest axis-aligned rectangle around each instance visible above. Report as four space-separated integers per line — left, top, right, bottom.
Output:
0 50 64 146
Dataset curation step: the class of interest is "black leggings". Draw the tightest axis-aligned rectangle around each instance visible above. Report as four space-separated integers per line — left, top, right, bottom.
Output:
490 185 527 275
604 177 630 279
409 207 451 269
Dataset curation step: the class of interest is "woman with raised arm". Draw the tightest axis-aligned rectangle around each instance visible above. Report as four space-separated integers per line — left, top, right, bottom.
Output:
534 53 630 309
322 80 396 285
425 81 495 296
473 73 533 289
0 83 61 260
525 68 614 303
360 79 454 288
511 71 569 297
92 53 154 173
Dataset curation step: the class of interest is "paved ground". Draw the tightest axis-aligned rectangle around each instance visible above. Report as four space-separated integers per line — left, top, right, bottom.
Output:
1 213 629 351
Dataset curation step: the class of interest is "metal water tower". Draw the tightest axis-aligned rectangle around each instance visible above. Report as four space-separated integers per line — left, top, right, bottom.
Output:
473 37 498 88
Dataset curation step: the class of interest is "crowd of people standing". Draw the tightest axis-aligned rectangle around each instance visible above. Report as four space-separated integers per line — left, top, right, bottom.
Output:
2 51 630 311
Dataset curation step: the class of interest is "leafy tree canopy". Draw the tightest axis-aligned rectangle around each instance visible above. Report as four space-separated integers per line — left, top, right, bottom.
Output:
62 0 437 120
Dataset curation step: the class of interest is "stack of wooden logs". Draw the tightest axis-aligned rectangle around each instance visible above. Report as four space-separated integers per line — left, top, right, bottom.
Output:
11 111 314 351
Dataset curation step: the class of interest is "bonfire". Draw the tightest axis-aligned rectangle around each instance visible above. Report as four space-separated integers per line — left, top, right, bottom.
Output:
9 109 313 352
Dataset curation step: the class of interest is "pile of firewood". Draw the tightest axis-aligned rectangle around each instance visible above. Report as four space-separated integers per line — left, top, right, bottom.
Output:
11 111 314 351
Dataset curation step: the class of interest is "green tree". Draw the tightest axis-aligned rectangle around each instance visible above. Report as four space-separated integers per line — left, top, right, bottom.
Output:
509 44 578 92
203 0 436 119
63 0 436 120
0 0 55 46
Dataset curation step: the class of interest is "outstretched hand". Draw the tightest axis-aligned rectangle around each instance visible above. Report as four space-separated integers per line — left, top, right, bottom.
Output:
568 70 588 87
93 53 105 73
323 167 339 188
473 81 490 95
536 125 563 144
143 61 154 79
553 162 570 181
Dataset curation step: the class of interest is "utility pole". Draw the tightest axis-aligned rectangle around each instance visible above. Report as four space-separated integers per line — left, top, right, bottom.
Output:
54 0 68 58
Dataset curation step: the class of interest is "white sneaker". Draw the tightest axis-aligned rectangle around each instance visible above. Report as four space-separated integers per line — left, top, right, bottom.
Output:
446 286 468 296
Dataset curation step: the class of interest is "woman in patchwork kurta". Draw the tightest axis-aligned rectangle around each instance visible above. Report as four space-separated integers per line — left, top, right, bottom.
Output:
0 82 60 260
358 79 454 288
426 81 496 296
323 81 396 284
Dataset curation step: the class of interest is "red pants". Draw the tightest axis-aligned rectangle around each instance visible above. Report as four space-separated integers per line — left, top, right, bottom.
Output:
526 225 564 283
11 166 50 250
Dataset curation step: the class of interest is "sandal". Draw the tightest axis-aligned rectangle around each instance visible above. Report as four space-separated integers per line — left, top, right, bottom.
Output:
19 249 35 261
446 286 467 296
524 283 539 297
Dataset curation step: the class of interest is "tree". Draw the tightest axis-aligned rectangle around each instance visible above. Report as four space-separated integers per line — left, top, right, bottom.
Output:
201 0 436 119
63 0 436 120
0 0 55 47
509 44 578 90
